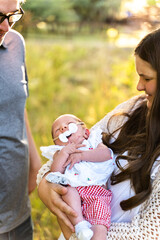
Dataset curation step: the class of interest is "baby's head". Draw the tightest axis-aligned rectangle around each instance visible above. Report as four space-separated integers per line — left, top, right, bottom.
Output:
51 114 90 146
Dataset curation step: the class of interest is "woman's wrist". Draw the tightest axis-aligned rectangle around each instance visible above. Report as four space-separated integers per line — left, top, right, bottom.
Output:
36 160 52 186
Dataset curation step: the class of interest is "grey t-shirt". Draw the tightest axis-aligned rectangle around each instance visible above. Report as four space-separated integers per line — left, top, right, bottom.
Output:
0 30 31 233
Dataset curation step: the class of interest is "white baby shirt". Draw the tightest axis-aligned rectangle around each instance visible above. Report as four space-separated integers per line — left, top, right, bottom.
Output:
40 127 115 187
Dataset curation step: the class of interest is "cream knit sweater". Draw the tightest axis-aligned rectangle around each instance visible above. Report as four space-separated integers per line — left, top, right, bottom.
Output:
37 95 160 240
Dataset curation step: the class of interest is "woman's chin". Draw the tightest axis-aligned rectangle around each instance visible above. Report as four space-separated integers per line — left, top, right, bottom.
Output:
147 100 152 109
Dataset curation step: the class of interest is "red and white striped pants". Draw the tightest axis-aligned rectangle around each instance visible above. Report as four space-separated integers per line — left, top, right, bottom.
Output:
76 185 112 230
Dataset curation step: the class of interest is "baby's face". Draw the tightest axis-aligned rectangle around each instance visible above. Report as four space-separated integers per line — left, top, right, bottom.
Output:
52 115 86 146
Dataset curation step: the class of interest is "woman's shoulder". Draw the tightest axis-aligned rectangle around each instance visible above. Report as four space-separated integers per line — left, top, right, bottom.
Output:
114 94 145 111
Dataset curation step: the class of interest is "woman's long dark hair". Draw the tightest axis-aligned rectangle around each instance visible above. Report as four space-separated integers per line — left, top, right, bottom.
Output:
103 29 160 210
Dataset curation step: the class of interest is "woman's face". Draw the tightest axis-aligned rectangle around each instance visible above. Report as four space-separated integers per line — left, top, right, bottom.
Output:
135 55 157 109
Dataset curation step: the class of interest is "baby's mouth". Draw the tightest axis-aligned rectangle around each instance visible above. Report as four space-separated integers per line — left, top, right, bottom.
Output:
67 134 72 140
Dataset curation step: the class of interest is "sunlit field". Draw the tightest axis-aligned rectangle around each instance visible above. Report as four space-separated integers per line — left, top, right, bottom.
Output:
26 34 139 239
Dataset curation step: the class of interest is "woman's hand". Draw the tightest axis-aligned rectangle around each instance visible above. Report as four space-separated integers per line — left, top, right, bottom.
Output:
38 175 77 232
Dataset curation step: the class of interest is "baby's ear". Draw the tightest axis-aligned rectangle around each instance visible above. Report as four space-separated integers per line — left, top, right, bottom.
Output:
84 128 90 139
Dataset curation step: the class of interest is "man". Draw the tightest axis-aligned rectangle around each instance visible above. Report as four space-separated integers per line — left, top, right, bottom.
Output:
0 0 41 239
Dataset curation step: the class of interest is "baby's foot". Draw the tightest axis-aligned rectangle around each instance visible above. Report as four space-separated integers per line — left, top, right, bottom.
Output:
77 228 93 240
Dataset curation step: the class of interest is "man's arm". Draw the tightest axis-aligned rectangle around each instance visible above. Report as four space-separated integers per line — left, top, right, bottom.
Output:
25 109 41 194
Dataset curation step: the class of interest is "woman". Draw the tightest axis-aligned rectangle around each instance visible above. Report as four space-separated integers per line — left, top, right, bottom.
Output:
37 28 160 239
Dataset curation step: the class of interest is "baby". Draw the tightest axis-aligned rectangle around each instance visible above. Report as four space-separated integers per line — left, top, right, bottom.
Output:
40 114 115 240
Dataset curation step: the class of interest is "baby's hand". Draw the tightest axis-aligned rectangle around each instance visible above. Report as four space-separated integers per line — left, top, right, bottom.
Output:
62 143 84 155
64 152 82 169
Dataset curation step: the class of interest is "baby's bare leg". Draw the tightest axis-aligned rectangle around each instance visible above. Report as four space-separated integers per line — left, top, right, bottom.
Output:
62 186 84 225
59 187 93 240
58 186 84 239
91 225 107 240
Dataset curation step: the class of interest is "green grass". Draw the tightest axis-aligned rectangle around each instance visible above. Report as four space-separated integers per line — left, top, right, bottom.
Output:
26 36 138 239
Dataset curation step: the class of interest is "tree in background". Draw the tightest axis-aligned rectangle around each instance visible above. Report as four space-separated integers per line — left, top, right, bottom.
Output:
72 0 122 23
16 0 160 35
18 0 123 34
21 0 79 34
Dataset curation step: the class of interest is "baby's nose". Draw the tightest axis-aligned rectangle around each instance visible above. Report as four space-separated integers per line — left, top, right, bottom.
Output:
60 125 68 132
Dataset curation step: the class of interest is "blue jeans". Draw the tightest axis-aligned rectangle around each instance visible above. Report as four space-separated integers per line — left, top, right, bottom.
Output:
0 217 33 240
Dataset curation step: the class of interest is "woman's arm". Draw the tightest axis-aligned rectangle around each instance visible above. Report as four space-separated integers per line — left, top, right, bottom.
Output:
38 174 77 232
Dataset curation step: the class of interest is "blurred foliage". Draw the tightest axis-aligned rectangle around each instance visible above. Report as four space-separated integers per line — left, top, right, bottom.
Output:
14 0 160 37
23 0 122 23
71 0 121 22
24 0 78 23
147 0 160 6
26 36 139 239
17 0 125 35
